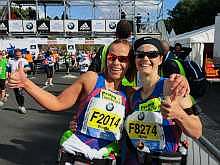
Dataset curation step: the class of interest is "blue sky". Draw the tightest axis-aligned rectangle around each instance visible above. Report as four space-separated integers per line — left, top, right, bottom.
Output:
40 0 180 20
164 0 180 17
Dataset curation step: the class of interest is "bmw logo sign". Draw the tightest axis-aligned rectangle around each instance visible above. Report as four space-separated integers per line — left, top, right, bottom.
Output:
109 22 116 29
67 22 75 30
106 102 114 111
26 22 33 30
138 112 145 121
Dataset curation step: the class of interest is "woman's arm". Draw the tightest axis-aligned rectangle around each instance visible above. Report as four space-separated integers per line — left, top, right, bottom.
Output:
162 80 202 139
8 64 97 111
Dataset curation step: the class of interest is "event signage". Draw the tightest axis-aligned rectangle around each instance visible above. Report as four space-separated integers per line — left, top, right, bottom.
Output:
65 20 78 32
9 20 23 32
78 20 91 32
92 20 105 32
50 20 64 32
23 20 36 32
37 20 50 33
0 20 8 33
105 20 120 32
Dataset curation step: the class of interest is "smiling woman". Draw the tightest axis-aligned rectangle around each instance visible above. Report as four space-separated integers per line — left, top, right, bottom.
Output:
124 37 202 165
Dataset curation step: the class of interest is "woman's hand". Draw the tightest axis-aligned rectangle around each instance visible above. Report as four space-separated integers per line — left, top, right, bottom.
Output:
167 74 190 101
8 62 27 88
160 96 185 120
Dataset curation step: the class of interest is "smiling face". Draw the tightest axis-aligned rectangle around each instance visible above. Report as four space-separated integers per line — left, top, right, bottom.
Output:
135 44 163 76
106 42 130 81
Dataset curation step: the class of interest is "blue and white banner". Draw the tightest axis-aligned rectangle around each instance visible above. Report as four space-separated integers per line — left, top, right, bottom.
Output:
23 20 36 32
65 20 78 32
50 20 64 32
9 20 23 32
92 20 105 32
105 20 120 32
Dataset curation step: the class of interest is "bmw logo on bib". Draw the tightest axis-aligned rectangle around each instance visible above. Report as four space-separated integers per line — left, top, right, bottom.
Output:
138 112 145 121
106 102 114 111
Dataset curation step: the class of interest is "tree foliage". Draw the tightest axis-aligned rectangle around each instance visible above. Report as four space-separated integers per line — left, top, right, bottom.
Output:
165 0 220 34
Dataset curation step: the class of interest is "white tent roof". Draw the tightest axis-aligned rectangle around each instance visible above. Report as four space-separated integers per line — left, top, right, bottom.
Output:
169 25 215 45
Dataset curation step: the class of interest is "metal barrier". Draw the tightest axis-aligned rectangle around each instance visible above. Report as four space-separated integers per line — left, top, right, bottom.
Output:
186 135 220 165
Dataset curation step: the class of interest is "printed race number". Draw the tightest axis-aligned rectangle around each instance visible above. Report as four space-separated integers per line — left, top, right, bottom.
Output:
128 121 160 141
87 108 122 133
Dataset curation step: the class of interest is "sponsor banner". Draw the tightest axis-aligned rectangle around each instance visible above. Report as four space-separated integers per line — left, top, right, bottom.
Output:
105 20 120 32
23 20 36 32
78 20 91 32
50 20 64 32
37 20 50 33
65 20 78 32
85 39 94 45
9 20 23 32
0 20 8 33
92 20 105 32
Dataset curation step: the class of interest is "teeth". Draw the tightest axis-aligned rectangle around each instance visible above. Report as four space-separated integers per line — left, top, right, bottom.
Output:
141 64 150 67
112 68 121 71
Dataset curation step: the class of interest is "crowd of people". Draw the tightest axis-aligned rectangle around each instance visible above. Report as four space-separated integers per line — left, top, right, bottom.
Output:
1 20 203 164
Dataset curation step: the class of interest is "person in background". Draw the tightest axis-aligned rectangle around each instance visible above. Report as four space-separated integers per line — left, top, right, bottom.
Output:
43 51 55 86
25 51 34 76
7 48 30 114
161 40 176 63
0 51 8 106
52 50 60 71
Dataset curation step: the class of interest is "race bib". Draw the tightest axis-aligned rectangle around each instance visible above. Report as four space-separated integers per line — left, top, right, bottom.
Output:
139 98 161 112
100 89 122 104
81 97 125 141
125 111 165 151
127 120 159 141
87 107 122 133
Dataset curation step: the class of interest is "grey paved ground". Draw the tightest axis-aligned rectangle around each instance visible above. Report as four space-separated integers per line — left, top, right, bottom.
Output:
0 70 219 165
0 71 79 165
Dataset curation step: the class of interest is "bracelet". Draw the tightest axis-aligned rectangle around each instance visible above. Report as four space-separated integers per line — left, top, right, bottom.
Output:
183 104 202 116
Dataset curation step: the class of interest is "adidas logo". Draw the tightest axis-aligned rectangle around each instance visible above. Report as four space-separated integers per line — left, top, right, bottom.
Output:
38 23 48 30
80 22 90 31
0 23 7 30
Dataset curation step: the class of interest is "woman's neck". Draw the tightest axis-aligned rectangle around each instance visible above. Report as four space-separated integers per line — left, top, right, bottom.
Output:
105 78 121 91
140 73 160 98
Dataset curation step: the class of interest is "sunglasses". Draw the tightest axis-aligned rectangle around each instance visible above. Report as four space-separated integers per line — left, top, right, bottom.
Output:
107 53 129 63
135 51 161 59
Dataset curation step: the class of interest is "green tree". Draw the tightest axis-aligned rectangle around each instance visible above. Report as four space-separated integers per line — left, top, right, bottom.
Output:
165 0 220 34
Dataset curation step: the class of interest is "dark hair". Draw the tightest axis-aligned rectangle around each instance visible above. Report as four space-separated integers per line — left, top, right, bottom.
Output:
134 37 164 56
104 39 136 82
116 20 132 39
174 43 182 49
14 48 22 53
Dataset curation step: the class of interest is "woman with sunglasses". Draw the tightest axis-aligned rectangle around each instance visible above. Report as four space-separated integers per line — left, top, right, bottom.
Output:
124 37 202 165
8 38 189 165
8 39 136 165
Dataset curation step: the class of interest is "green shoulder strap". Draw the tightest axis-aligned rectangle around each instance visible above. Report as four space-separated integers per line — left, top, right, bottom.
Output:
161 59 186 77
101 45 109 71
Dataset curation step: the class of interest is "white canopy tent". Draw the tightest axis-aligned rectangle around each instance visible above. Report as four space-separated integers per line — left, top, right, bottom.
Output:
169 25 215 67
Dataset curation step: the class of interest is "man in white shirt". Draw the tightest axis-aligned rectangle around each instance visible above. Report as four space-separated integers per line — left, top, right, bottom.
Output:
7 49 30 114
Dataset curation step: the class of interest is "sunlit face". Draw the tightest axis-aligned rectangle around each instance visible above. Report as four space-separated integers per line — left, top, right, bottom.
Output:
15 50 22 58
106 43 130 81
135 44 162 76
